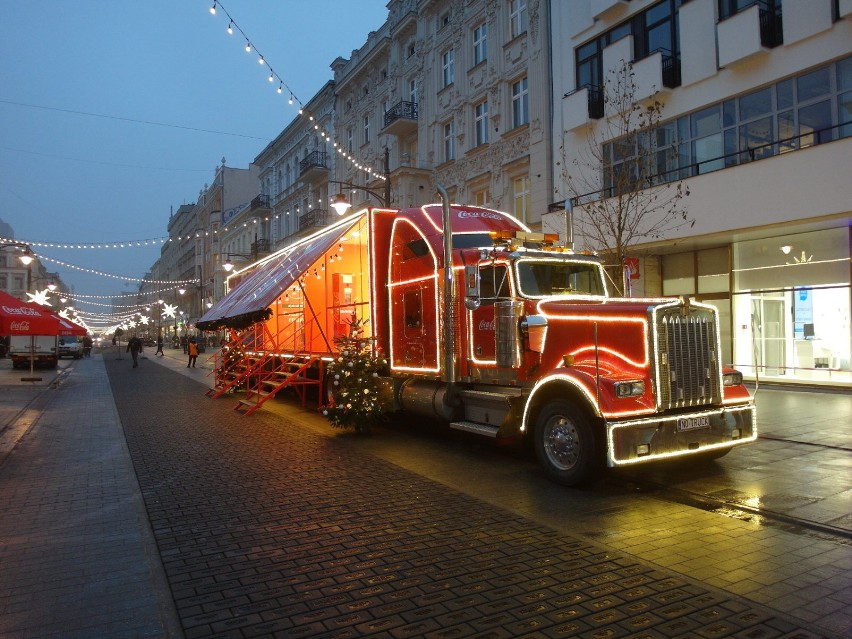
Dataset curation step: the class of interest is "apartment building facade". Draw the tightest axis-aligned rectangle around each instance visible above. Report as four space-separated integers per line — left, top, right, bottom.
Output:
329 0 552 224
254 81 338 251
552 0 851 386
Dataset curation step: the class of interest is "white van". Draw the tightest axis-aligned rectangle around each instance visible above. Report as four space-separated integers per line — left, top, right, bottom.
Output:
58 335 83 359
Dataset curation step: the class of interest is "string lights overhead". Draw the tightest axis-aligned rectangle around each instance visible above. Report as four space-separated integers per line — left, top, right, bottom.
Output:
37 254 199 286
207 1 387 181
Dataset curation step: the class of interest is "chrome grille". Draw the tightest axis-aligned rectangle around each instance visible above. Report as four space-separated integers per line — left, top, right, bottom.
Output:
656 307 721 409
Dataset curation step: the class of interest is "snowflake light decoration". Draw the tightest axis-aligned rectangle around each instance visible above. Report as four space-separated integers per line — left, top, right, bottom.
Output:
162 303 177 319
26 288 53 306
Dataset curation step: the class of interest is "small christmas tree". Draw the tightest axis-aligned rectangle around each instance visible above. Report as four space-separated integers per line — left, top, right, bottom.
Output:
323 318 387 433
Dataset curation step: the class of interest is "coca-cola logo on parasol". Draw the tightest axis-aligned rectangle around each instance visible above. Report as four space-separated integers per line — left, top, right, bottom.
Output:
10 321 31 331
2 304 43 317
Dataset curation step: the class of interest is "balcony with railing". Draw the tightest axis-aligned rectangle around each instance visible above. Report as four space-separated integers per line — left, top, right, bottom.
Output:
562 84 604 130
299 151 329 183
299 208 331 233
718 2 782 68
382 100 418 137
250 194 271 211
251 238 271 257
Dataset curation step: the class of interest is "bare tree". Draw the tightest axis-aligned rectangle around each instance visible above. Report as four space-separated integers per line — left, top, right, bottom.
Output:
558 60 693 296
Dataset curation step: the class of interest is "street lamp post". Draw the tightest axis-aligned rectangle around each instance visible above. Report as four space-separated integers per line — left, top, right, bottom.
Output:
221 253 255 273
0 242 35 296
329 147 391 216
1 242 39 380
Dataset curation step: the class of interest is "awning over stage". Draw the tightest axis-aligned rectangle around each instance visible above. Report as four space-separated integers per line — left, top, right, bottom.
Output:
197 217 359 331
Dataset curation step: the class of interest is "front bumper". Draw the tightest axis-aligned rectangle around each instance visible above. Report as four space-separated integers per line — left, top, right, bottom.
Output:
606 403 756 466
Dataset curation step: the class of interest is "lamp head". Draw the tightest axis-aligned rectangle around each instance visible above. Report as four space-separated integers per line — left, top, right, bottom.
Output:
18 247 34 266
331 193 352 216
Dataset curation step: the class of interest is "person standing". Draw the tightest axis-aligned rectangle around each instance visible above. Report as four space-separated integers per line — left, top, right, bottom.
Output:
127 335 143 368
187 338 199 368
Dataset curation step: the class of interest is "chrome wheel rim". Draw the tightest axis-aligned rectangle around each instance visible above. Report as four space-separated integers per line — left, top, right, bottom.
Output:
543 415 580 471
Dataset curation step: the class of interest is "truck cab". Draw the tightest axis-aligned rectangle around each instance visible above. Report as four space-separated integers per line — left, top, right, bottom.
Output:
383 205 755 485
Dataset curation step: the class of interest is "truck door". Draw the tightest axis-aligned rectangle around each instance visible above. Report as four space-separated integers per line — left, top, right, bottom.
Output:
469 264 510 366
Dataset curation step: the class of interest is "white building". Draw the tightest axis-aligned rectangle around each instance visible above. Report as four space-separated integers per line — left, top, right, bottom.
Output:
552 0 851 387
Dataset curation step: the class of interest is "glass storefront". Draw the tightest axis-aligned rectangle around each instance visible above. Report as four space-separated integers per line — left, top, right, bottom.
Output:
731 227 850 386
662 226 850 387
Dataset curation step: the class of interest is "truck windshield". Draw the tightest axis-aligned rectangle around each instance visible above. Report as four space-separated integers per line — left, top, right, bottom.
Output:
516 261 604 297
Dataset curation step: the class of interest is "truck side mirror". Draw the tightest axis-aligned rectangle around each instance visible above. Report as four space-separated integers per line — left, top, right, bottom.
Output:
464 264 481 310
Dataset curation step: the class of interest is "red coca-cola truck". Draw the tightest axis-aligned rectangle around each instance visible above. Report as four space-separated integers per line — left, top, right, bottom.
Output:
202 195 755 485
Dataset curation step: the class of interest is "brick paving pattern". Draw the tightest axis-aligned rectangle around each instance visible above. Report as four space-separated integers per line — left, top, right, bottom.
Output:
103 357 834 639
0 357 179 638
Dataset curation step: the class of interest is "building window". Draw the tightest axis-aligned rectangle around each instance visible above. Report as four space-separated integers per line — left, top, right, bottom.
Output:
439 11 450 30
509 0 527 39
474 187 491 206
473 22 487 65
442 49 455 88
363 115 370 144
513 176 530 224
407 41 415 58
409 78 418 104
512 76 529 128
444 120 455 162
475 100 489 146
347 128 353 153
574 1 681 93
600 55 852 192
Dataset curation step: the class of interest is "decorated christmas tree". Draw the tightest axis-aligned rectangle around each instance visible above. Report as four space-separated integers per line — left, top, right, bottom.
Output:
323 318 387 433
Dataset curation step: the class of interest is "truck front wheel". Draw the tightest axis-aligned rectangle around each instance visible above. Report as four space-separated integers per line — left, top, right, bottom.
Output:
534 400 599 486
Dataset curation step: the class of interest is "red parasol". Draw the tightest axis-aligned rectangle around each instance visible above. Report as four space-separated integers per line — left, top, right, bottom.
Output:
0 290 85 336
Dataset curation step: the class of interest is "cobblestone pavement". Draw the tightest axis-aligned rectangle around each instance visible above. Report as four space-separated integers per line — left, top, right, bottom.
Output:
0 351 848 638
100 354 842 639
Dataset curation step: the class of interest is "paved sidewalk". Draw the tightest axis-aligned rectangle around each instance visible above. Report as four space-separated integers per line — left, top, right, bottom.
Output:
0 353 182 638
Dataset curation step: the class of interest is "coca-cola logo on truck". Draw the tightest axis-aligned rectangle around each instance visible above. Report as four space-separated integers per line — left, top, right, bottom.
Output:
458 210 502 221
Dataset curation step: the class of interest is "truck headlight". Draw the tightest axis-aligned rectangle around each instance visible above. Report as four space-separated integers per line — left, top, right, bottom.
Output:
723 371 743 386
614 380 645 398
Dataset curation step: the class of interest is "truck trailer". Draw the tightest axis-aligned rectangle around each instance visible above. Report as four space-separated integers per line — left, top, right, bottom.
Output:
200 199 756 485
9 335 58 369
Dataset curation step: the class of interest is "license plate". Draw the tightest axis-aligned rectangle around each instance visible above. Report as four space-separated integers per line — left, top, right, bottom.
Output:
677 415 710 432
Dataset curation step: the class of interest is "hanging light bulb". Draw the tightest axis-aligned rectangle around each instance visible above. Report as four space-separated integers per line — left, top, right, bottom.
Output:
277 82 283 94
268 72 274 82
209 2 217 15
227 20 233 34
288 94 294 105
245 41 252 53
258 55 265 65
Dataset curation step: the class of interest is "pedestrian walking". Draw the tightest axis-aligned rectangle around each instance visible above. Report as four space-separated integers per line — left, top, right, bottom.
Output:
155 336 164 357
187 338 198 368
127 335 143 368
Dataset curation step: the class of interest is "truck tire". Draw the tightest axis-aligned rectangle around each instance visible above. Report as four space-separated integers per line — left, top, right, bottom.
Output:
534 400 599 486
